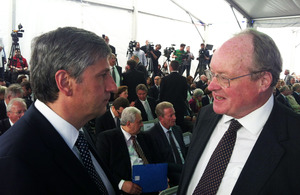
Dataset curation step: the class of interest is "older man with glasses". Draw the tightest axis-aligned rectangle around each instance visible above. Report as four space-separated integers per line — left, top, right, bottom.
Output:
178 29 300 195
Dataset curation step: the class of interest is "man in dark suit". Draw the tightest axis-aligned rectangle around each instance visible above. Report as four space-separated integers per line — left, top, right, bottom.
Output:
95 97 129 135
0 98 27 135
276 85 293 109
20 81 33 108
159 60 187 130
0 83 24 120
178 29 300 195
134 84 157 121
148 76 161 102
146 101 186 186
96 107 155 194
0 27 119 194
109 53 122 102
122 59 147 103
195 74 208 91
291 83 300 105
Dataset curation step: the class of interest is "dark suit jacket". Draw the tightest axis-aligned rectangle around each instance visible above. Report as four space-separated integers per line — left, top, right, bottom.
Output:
95 109 116 135
95 128 154 192
0 104 119 194
110 65 122 101
145 123 187 186
177 100 300 195
292 91 300 105
0 118 10 135
134 97 157 121
148 85 160 102
122 69 147 103
0 100 7 120
276 94 293 109
201 95 213 107
159 72 187 126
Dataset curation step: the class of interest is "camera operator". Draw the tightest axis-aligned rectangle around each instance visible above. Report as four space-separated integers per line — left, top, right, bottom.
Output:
172 43 186 75
181 46 194 77
194 43 209 79
127 42 147 67
148 44 161 77
10 49 29 83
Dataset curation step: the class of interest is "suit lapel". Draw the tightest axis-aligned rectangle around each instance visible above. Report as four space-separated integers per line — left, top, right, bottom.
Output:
232 102 286 194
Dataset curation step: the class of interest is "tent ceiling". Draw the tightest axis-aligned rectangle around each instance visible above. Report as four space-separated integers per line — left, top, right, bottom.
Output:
225 0 300 27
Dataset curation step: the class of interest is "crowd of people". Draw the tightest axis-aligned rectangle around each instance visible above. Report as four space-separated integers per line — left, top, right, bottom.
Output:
0 27 300 194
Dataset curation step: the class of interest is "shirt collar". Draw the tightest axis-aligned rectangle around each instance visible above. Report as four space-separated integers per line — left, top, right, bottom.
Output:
223 94 274 136
35 99 79 150
110 107 117 118
120 126 133 142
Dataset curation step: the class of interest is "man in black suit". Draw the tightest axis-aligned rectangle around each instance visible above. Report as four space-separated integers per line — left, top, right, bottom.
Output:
148 76 161 102
159 60 187 130
109 53 122 102
20 81 33 108
134 84 157 121
95 97 129 135
0 27 119 194
122 59 147 103
0 83 24 120
178 29 300 194
276 85 293 110
0 97 27 135
146 101 186 186
291 83 300 105
96 107 155 194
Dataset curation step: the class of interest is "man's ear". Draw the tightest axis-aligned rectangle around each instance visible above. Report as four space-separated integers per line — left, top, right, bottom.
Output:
259 71 273 92
55 70 73 96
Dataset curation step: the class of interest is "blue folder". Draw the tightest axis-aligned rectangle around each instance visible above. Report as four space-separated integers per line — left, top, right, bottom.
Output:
132 163 168 193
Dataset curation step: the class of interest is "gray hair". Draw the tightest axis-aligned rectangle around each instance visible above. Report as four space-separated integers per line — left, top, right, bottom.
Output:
292 83 300 92
155 101 174 117
30 27 111 103
4 84 24 100
193 88 204 98
235 28 282 87
120 107 141 126
7 98 27 112
279 85 290 93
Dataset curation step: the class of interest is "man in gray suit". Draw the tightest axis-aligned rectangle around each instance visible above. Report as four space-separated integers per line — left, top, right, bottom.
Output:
178 29 300 194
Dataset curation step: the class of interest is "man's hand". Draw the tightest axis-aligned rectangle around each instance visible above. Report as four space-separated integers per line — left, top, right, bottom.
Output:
121 181 142 194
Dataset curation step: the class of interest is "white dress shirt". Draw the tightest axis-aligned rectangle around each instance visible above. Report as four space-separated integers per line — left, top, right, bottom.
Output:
187 95 274 195
35 100 115 195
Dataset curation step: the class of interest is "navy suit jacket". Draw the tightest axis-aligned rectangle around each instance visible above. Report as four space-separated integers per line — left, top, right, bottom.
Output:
95 128 154 191
0 118 10 135
95 109 116 135
177 100 300 195
0 104 119 194
134 97 157 121
145 123 187 186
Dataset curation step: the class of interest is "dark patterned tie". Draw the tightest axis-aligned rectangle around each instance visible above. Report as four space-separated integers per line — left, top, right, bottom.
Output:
193 119 242 195
168 130 182 165
75 131 108 194
131 136 149 164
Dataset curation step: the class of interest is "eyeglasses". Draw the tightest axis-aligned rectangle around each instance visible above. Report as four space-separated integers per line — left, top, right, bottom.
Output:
211 71 263 88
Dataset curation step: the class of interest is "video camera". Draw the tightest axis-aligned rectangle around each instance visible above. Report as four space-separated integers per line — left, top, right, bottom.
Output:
11 24 24 44
127 40 137 56
163 44 175 60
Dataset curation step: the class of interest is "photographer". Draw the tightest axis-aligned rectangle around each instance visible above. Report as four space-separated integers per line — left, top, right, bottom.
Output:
127 42 147 67
172 43 186 75
149 44 161 77
181 46 194 77
194 43 209 79
10 49 29 83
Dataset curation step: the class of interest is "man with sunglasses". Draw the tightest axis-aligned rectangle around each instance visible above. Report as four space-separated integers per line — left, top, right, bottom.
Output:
178 29 300 194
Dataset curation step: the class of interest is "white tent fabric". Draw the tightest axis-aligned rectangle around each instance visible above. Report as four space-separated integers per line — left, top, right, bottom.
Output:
0 0 299 77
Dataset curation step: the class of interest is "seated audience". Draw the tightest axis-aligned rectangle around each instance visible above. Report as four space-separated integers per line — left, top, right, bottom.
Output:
148 76 161 102
96 107 155 194
134 84 157 121
145 102 187 186
0 98 27 135
114 85 135 107
201 87 213 107
95 97 129 136
292 83 300 105
276 85 293 110
20 81 33 108
0 84 24 120
188 88 204 114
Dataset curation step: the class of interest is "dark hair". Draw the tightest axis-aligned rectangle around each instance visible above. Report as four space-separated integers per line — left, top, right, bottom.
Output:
30 27 111 103
112 97 130 110
127 59 137 70
170 60 179 71
114 86 128 99
20 81 31 91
